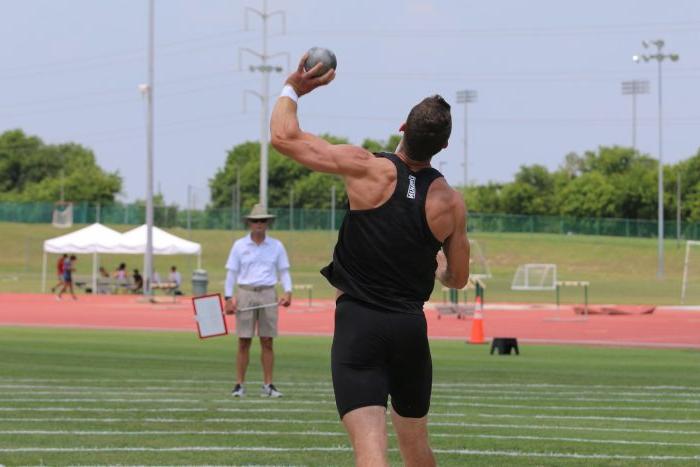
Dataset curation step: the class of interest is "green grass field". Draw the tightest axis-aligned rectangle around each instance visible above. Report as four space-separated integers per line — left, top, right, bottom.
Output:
2 221 698 304
0 327 699 465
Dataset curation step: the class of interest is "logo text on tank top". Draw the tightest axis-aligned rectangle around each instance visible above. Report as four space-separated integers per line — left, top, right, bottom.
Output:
407 175 416 199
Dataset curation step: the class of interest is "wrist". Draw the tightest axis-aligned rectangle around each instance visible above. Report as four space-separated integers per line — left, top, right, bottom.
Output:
280 84 299 103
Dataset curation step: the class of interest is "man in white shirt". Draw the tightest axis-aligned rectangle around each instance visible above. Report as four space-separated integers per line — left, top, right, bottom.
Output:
224 203 292 398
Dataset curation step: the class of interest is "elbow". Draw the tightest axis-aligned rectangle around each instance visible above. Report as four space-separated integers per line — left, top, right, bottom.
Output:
270 131 286 152
270 126 298 154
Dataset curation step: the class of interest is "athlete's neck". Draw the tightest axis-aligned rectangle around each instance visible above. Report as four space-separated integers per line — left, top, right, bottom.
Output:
394 150 432 171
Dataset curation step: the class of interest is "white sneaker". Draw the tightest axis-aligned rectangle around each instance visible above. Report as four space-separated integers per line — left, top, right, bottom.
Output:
261 383 283 398
231 384 246 397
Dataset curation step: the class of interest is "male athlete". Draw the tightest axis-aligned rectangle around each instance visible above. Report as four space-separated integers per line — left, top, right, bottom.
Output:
271 55 469 467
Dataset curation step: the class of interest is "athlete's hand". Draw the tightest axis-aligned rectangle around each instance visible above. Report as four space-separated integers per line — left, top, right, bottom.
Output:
278 292 292 307
285 53 335 98
435 250 447 278
224 298 237 315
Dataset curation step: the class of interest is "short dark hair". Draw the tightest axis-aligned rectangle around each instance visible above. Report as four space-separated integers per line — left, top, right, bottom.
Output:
69 255 76 260
403 95 452 162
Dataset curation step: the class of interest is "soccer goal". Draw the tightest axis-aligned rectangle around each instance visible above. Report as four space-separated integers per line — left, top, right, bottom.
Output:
681 241 700 305
52 201 73 229
511 263 557 291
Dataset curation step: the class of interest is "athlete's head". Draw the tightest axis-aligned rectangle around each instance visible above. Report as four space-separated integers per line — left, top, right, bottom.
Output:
400 95 452 162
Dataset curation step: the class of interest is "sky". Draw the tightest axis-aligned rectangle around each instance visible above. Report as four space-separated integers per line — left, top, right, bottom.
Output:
1 0 699 208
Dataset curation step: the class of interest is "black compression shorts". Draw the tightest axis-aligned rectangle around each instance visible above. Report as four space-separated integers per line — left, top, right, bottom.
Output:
331 295 432 419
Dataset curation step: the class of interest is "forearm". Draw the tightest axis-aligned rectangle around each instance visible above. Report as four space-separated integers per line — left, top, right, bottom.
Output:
270 94 302 154
224 269 237 298
279 268 292 293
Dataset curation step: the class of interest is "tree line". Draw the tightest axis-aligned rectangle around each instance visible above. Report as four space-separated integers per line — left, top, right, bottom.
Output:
2 128 699 222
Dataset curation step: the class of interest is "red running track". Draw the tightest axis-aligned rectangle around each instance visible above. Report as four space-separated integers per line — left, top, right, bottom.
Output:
1 294 699 349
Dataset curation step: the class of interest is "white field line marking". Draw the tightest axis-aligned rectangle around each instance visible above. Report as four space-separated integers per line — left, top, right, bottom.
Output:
1 402 697 416
5 395 699 409
3 393 699 405
481 413 700 424
429 402 700 412
1 446 699 461
3 387 700 400
0 408 206 413
4 417 700 435
0 398 197 403
4 429 700 448
431 449 700 461
2 379 698 392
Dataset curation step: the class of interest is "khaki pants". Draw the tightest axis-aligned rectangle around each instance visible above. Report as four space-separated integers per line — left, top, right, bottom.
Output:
235 287 278 338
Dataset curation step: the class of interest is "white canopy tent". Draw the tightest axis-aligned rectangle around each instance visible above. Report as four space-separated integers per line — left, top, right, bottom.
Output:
118 225 202 263
42 223 202 294
42 223 125 293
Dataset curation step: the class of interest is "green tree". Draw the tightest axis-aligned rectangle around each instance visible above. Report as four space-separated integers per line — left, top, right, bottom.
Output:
0 129 121 202
557 172 618 217
209 134 352 210
500 164 557 215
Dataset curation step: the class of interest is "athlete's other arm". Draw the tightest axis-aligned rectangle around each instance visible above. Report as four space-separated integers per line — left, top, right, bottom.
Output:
434 189 470 289
270 56 372 176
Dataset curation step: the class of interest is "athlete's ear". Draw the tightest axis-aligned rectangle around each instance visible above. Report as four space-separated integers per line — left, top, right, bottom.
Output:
399 122 407 132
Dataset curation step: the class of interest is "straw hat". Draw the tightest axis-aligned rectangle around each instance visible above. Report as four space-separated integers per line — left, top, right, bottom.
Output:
244 203 276 220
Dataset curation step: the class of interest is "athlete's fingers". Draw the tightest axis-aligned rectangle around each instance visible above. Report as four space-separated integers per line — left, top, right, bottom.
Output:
314 68 335 86
302 61 324 79
296 53 309 74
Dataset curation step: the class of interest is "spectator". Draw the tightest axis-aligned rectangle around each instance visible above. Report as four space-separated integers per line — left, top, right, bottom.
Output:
113 263 128 280
57 255 78 300
168 266 181 287
50 254 68 293
132 269 143 293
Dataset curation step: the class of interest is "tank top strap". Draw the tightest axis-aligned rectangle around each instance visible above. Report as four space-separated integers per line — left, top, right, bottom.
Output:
374 152 444 203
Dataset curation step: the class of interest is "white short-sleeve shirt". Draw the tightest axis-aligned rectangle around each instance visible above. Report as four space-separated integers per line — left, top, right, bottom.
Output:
225 234 290 287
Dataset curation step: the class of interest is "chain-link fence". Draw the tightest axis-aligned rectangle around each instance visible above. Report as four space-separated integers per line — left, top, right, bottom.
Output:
1 201 699 239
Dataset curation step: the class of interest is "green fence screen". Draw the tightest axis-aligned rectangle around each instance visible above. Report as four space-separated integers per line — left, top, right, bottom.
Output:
1 201 698 240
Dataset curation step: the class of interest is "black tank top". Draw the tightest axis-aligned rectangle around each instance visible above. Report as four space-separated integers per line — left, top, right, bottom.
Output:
321 152 444 314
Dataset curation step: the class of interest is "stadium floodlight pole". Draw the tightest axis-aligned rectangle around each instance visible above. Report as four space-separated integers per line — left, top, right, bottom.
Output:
634 39 679 279
456 90 477 187
139 0 155 296
620 80 649 152
240 1 288 209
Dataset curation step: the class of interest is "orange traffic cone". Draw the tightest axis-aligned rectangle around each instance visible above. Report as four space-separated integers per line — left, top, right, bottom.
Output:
468 296 486 344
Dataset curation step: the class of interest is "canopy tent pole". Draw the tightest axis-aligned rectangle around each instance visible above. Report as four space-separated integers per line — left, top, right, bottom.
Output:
41 252 47 293
92 253 98 294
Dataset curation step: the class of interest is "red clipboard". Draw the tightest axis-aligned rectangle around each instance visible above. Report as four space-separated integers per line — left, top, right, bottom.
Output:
191 293 229 339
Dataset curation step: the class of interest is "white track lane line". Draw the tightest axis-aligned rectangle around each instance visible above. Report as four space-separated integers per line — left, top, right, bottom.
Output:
2 387 700 399
1 379 698 392
1 403 698 416
3 430 700 448
0 446 699 461
481 413 700 424
2 394 698 405
3 417 700 434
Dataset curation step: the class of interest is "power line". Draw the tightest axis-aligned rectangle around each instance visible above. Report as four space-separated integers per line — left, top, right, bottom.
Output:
287 20 700 39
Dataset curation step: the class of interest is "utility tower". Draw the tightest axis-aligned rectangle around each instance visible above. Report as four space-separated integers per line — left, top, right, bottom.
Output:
240 1 288 209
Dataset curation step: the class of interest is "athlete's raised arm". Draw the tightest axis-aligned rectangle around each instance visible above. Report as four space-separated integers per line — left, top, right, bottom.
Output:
270 55 373 177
